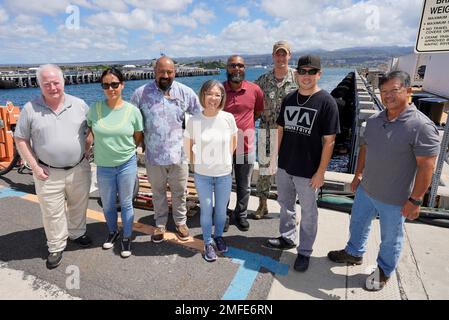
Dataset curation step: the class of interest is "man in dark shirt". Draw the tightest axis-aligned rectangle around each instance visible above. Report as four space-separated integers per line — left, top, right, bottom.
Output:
266 55 340 272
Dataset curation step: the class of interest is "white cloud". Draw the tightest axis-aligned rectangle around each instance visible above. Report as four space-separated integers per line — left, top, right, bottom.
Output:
14 14 41 24
148 33 220 58
0 14 47 40
87 8 156 31
170 7 215 29
225 4 250 18
190 7 215 24
0 0 425 63
54 25 128 54
0 7 9 24
4 0 93 16
92 0 129 13
5 0 66 16
0 24 47 39
261 0 335 18
256 0 423 51
148 20 273 57
124 0 192 12
93 41 127 50
171 15 198 29
221 19 268 42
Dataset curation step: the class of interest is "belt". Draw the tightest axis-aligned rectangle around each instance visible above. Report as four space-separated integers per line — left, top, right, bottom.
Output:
38 158 84 170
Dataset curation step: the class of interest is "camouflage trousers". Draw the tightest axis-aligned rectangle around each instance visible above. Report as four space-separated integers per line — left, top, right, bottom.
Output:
256 122 277 198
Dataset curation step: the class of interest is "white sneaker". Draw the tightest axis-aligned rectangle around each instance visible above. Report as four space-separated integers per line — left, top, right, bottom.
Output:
103 231 120 250
120 238 132 258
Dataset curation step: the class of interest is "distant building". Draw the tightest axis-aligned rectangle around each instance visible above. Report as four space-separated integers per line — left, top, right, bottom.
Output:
123 65 137 69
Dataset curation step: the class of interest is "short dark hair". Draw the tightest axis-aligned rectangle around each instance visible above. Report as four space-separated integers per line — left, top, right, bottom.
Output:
100 67 125 83
379 71 410 89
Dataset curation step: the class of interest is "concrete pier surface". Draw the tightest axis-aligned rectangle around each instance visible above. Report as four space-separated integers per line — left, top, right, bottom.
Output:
1 165 448 301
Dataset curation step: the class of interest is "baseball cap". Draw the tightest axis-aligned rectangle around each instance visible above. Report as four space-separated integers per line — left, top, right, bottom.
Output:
272 40 291 54
297 55 321 70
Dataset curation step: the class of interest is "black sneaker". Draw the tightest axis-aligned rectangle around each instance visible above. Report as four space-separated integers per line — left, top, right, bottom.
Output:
103 231 120 250
235 216 249 231
72 234 92 248
214 236 228 253
46 251 63 269
294 254 310 272
120 238 132 258
223 216 230 233
265 236 296 250
327 249 363 265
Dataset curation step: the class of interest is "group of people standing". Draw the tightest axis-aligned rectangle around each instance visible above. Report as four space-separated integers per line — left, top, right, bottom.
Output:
14 40 440 293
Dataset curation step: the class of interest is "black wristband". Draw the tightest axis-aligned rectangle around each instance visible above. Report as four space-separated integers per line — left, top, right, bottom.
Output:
408 197 423 206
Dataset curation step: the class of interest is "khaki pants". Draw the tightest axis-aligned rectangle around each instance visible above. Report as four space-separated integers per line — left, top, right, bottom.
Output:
145 163 188 228
33 159 91 253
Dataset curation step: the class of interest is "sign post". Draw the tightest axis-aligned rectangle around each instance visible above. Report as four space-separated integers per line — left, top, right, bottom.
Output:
416 0 449 53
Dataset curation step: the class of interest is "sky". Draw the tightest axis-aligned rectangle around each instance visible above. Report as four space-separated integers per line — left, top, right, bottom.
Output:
0 0 424 64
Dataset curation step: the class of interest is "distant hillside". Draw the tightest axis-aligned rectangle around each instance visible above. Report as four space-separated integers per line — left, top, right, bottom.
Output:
0 46 414 69
176 46 414 68
185 60 227 69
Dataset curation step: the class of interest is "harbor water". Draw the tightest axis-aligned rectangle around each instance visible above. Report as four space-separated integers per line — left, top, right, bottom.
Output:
0 67 351 107
0 67 353 172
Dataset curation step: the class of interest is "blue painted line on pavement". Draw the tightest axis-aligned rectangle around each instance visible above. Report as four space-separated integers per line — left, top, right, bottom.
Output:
222 247 289 300
0 187 27 199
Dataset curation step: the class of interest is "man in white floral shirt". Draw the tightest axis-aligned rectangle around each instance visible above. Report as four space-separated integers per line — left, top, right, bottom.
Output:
131 56 201 243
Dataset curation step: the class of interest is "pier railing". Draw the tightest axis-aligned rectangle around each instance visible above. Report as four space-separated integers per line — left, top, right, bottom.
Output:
0 67 220 89
349 70 384 173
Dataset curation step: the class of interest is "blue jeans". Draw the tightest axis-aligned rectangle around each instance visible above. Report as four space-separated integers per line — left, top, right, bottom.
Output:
345 186 406 277
194 173 232 245
97 154 137 238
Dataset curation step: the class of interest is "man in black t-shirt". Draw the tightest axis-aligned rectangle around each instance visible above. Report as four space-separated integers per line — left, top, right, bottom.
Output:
265 55 340 272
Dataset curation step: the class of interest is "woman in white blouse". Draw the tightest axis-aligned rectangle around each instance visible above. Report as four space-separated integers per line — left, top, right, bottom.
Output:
184 80 238 262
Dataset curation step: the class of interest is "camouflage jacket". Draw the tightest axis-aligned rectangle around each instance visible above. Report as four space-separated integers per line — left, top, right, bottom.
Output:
255 68 298 128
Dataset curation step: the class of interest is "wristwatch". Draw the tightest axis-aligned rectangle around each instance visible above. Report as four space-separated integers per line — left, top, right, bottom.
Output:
408 197 423 206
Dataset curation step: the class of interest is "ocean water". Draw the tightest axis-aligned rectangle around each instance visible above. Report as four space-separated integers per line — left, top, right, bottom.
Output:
1 66 353 172
0 67 353 107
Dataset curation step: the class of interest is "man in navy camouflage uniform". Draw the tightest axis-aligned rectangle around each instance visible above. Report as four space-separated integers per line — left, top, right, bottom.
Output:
254 41 298 219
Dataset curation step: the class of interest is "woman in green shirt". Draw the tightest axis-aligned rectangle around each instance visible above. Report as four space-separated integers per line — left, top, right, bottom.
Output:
87 67 143 258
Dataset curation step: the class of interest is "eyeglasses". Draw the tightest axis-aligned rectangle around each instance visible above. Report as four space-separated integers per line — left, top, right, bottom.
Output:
101 82 121 89
42 81 61 88
157 70 175 76
297 68 320 75
228 63 245 69
205 93 223 99
380 87 405 95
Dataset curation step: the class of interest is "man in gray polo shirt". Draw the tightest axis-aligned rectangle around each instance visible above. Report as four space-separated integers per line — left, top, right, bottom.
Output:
328 71 440 291
14 64 92 269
